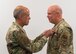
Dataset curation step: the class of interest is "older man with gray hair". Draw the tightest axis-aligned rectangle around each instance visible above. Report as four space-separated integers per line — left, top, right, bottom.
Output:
6 5 54 54
47 4 74 54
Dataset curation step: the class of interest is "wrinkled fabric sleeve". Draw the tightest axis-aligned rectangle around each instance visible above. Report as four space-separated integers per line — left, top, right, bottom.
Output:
30 35 47 53
13 30 47 53
59 27 73 54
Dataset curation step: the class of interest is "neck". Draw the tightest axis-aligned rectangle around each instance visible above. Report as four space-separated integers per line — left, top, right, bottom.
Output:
16 19 24 27
55 18 62 25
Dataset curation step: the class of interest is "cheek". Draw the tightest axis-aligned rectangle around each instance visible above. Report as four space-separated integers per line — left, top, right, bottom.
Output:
54 14 58 18
26 17 30 22
23 18 27 23
24 18 26 22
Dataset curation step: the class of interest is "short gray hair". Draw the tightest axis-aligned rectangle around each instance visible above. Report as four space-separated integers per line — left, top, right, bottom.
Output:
13 5 29 19
13 9 23 19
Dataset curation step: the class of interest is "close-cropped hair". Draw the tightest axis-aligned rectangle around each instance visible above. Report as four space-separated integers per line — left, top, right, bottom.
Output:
13 9 24 19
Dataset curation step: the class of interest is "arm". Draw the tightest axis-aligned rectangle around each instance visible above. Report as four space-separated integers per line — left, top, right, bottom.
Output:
59 27 73 54
30 29 54 52
30 34 47 53
13 30 47 53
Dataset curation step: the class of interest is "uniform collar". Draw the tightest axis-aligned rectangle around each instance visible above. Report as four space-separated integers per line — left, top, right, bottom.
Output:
54 19 64 28
13 22 25 32
52 19 65 32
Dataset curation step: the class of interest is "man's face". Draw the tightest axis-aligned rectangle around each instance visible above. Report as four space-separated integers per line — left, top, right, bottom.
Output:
47 8 58 24
22 10 30 25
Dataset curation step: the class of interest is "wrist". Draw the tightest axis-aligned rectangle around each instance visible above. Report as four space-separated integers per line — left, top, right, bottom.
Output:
42 36 47 40
44 35 49 38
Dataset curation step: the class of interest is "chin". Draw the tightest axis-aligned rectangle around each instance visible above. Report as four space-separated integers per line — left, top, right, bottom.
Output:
25 23 29 26
50 21 54 24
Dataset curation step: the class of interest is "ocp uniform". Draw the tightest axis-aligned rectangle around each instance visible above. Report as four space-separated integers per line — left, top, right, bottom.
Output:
6 22 47 54
47 19 74 54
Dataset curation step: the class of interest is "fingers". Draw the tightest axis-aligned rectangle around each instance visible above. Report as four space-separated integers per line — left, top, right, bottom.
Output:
42 28 56 38
41 29 53 38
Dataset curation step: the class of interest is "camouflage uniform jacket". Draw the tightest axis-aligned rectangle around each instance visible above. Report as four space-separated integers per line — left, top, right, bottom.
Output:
6 22 47 54
47 19 74 54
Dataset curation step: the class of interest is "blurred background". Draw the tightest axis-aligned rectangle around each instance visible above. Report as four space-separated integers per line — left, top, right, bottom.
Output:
0 0 76 54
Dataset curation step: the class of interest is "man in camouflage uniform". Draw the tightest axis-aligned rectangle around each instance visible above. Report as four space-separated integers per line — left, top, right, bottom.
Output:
6 5 54 54
47 5 74 54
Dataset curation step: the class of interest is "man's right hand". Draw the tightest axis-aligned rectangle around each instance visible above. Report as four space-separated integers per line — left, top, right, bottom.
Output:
42 29 55 38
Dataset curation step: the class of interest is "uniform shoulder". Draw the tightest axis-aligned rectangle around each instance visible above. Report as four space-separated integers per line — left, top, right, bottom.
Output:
7 24 20 33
